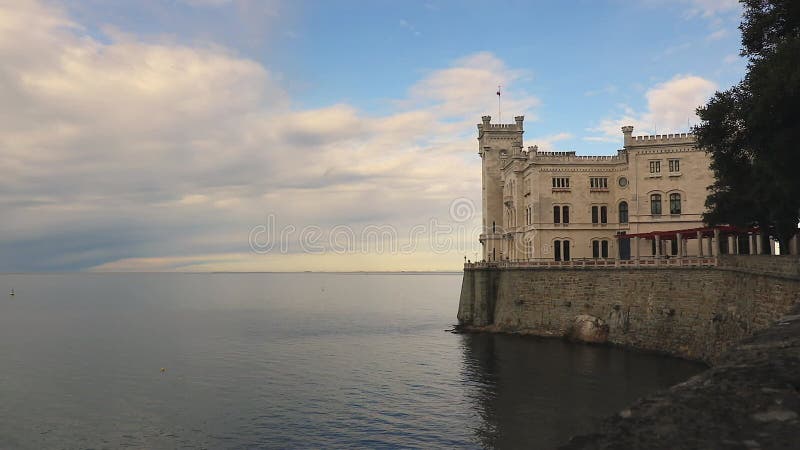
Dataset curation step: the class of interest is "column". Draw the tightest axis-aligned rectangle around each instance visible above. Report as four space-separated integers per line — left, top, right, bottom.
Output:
728 235 736 255
697 231 704 257
713 229 721 256
677 233 683 258
756 233 763 255
655 234 662 259
633 236 640 262
749 233 756 255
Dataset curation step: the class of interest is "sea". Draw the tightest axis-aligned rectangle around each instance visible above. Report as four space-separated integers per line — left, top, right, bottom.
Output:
0 273 705 449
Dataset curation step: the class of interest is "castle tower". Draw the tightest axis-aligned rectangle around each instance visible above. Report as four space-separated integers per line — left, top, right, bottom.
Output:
477 115 524 261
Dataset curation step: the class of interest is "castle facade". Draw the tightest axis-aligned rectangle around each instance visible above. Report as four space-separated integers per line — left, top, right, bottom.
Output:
478 115 715 261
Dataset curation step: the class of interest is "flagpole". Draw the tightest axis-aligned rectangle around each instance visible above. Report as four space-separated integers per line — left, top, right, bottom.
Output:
497 85 502 123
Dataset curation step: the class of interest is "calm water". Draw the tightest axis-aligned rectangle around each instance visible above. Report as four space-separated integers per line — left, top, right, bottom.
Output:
0 273 704 449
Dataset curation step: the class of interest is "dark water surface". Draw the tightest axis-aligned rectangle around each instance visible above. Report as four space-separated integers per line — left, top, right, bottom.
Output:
0 273 704 449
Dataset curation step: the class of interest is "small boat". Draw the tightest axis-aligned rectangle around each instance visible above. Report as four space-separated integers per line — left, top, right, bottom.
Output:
9 289 14 296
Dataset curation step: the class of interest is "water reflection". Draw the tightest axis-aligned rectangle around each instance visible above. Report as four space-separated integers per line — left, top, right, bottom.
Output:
459 333 705 449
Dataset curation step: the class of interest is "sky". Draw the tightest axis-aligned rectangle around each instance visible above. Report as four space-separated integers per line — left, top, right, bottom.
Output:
0 0 747 272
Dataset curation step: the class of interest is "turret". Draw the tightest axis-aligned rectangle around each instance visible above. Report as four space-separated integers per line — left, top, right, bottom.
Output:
477 115 524 261
622 125 634 147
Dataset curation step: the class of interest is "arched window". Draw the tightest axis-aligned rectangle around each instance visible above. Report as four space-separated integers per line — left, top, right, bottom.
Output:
619 201 629 224
670 193 682 214
592 240 610 258
650 194 662 215
553 240 570 261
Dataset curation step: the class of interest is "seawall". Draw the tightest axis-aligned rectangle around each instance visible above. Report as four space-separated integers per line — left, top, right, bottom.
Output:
458 255 800 363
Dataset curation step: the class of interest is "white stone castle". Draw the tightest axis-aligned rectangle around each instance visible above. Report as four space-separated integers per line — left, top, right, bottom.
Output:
477 115 720 262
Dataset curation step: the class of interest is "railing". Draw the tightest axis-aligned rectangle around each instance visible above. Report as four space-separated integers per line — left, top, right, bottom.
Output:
465 256 718 269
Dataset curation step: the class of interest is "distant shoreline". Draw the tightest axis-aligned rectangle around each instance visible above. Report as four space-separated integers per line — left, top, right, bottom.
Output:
0 271 464 275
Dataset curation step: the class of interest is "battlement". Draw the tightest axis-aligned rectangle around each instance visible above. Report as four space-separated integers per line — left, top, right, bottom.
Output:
477 115 524 134
632 133 693 141
622 125 695 147
524 146 627 164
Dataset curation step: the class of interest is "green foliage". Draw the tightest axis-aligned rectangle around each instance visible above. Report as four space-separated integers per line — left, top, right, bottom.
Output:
695 0 800 249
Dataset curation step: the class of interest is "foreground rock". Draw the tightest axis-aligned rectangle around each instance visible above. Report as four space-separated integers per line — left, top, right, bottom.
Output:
566 314 609 344
560 304 800 450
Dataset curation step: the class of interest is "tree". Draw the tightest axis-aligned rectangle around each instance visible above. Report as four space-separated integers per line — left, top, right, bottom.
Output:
695 0 800 252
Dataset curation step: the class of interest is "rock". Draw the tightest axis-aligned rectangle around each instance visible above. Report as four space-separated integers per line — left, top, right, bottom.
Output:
566 314 609 343
751 409 798 422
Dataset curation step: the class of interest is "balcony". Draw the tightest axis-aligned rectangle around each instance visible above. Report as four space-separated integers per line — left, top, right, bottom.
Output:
464 256 718 270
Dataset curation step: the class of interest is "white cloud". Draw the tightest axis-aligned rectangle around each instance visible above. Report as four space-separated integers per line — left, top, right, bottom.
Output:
682 0 740 19
706 28 729 40
0 0 540 272
526 133 573 152
399 19 421 37
723 53 740 64
586 75 717 141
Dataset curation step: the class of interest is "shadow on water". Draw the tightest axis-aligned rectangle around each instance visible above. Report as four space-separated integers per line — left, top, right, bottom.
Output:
459 333 706 449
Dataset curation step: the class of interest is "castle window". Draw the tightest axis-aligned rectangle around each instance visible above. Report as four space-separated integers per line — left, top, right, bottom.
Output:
591 205 607 224
592 240 609 258
649 160 661 174
619 201 629 224
590 177 608 189
670 193 682 214
554 206 561 224
552 177 570 189
650 194 662 215
562 206 570 224
668 159 680 173
554 240 570 262
554 205 569 224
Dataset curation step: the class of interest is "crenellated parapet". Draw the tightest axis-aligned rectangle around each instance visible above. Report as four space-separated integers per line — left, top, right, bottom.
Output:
477 115 525 137
622 125 695 149
524 146 628 165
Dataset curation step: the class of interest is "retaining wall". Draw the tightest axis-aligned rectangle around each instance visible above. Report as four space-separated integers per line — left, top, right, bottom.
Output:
458 256 800 362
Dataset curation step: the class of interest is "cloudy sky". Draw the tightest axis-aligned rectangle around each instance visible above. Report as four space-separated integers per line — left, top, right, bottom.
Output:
1 0 745 272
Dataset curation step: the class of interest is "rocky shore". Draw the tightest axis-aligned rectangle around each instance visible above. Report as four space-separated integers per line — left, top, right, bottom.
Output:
560 304 800 449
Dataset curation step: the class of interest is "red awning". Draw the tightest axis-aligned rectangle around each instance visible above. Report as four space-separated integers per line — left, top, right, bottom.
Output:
619 225 760 240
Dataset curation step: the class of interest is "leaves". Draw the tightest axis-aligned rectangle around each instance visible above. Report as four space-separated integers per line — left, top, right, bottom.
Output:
696 0 800 249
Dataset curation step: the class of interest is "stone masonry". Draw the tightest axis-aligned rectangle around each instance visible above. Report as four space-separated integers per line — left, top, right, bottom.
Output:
458 256 800 363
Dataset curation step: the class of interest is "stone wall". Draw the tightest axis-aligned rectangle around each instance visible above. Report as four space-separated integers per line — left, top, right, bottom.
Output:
718 254 800 279
458 259 800 363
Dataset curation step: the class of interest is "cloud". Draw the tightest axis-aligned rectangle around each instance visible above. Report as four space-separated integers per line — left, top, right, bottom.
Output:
723 53 740 64
0 0 539 272
682 0 740 19
399 19 421 37
586 75 717 141
706 28 729 40
526 133 573 152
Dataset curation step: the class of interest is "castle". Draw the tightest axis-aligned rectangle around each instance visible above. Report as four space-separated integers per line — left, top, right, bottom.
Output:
478 115 720 262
